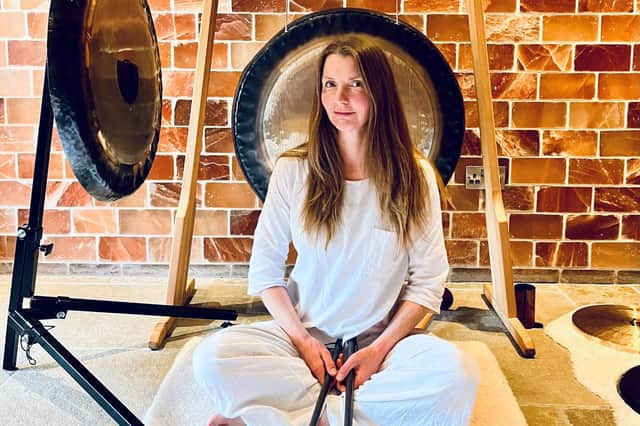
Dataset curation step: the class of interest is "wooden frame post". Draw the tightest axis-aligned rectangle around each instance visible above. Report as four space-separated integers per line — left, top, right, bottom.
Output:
149 0 220 349
465 0 535 357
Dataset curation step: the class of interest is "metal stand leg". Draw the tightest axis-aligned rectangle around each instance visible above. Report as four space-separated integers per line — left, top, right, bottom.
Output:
310 339 343 426
343 338 358 426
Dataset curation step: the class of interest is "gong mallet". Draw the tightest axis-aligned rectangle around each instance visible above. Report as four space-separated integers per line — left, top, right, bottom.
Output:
310 338 343 426
343 337 358 426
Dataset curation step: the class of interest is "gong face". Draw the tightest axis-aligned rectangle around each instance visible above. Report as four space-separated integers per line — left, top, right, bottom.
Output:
48 0 162 201
572 304 640 353
262 36 441 162
233 9 465 201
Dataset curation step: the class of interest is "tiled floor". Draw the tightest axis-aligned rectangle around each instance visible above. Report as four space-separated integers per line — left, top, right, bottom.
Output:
0 275 639 425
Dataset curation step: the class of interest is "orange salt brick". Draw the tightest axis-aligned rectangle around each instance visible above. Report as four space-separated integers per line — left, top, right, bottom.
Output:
204 237 253 262
503 186 535 210
6 98 40 124
233 0 285 12
148 155 175 180
0 70 31 97
399 14 424 32
217 14 253 41
600 131 640 156
230 209 261 235
575 45 631 71
622 215 640 239
480 241 532 267
520 0 576 12
0 236 16 260
119 209 172 235
147 0 171 10
149 182 184 208
231 42 263 69
207 71 241 97
511 158 566 184
630 102 640 128
205 128 234 153
162 99 172 125
289 0 342 11
46 237 96 261
154 14 176 41
634 44 640 71
542 15 597 42
461 130 481 156
601 15 640 42
52 181 93 208
231 155 246 181
194 209 228 236
174 42 197 69
445 240 478 266
535 242 588 268
158 42 172 68
176 154 230 180
31 69 44 97
111 184 149 208
255 14 285 41
626 159 640 184
485 15 539 43
173 0 203 12
510 214 563 239
0 99 4 123
451 213 487 238
445 185 480 211
0 126 34 152
595 187 640 212
27 12 47 39
427 15 470 42
205 182 257 208
159 127 188 152
0 12 26 38
148 237 202 262
598 73 640 99
536 186 592 213
496 130 540 156
511 102 566 128
517 44 572 71
72 209 117 234
99 237 147 262
542 130 597 156
175 13 196 40
457 73 476 99
18 208 70 234
490 73 537 99
578 0 633 12
0 41 5 68
465 101 510 128
0 181 31 206
0 209 16 233
569 158 624 184
566 214 619 239
8 40 45 66
163 71 194 97
404 0 459 12
346 0 396 12
174 99 228 126
592 243 640 269
569 102 625 129
540 73 595 100
459 44 514 71
18 152 63 179
435 44 456 69
0 154 15 178
460 0 516 13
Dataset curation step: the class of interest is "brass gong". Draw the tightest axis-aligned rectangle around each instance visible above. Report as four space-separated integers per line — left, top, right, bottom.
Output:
48 0 162 201
233 9 465 201
572 304 640 353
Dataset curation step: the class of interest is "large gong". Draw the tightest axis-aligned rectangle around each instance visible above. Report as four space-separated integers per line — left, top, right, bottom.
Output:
47 0 162 201
233 8 465 201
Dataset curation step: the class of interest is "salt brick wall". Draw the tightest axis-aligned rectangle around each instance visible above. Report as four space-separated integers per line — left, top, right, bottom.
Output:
0 0 639 283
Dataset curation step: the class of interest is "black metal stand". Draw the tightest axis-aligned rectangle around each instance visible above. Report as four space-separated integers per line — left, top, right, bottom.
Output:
2 68 238 425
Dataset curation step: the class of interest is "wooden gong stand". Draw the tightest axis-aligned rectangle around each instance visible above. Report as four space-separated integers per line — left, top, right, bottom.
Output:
151 0 535 358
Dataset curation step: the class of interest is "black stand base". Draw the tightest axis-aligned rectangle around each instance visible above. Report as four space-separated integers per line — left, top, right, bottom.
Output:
2 66 238 425
618 365 640 415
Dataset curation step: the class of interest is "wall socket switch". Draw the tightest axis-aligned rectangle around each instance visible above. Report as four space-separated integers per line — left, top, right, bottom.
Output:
465 165 506 189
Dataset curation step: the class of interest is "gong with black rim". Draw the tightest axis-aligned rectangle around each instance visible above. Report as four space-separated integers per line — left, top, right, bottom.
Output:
47 0 162 201
233 8 465 201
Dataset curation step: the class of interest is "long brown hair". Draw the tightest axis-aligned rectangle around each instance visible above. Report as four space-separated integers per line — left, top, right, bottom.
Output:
282 36 434 248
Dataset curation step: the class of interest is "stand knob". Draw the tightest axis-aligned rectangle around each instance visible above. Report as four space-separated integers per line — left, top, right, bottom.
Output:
39 241 54 256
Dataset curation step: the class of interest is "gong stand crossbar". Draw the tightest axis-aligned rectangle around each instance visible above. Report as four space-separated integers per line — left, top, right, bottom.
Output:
2 70 237 425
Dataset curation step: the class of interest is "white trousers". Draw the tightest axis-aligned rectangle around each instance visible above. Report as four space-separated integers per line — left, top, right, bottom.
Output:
192 321 479 426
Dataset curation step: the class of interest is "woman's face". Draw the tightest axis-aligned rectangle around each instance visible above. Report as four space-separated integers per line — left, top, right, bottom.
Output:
320 54 371 137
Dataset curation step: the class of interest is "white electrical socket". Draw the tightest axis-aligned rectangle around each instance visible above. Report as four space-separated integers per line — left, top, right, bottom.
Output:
465 165 506 189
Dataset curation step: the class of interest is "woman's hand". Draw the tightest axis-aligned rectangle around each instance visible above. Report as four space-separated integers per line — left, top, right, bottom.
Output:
335 344 387 392
293 334 338 385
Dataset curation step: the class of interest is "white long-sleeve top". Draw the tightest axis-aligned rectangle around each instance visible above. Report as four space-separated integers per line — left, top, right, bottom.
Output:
248 157 449 341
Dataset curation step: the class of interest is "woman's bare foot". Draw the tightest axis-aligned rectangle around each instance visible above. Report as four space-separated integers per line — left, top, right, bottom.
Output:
207 413 246 426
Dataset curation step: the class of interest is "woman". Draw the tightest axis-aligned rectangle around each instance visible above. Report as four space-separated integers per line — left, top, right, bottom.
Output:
193 36 479 426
